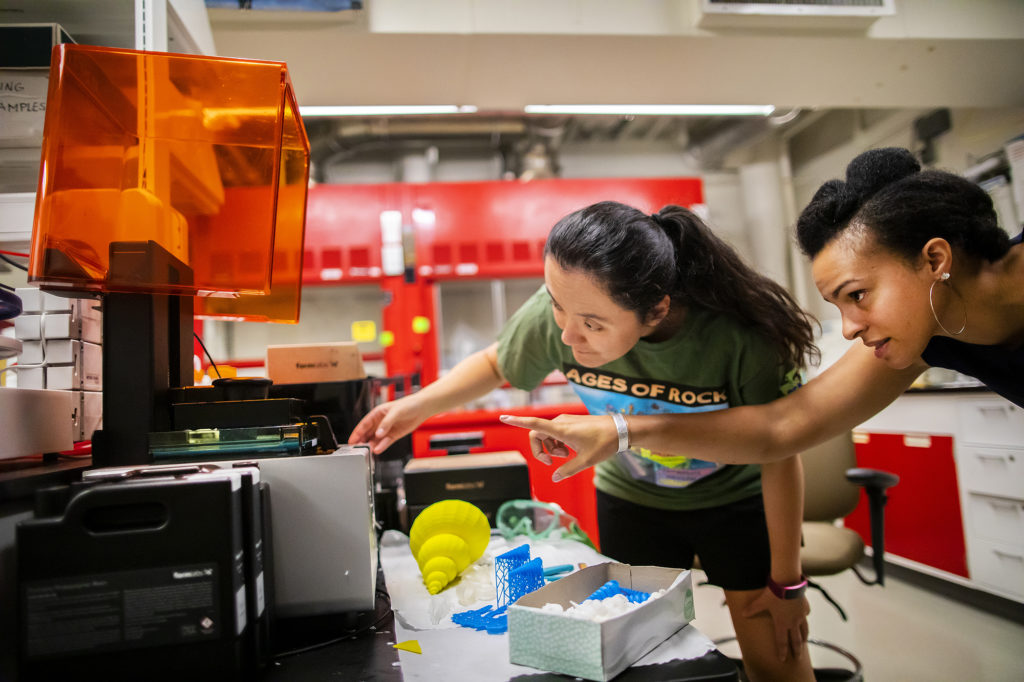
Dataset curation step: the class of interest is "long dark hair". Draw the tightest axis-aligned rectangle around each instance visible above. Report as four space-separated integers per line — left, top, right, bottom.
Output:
797 147 1011 262
545 201 818 370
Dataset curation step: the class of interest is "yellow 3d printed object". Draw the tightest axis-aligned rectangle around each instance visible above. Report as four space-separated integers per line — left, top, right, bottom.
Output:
409 500 490 594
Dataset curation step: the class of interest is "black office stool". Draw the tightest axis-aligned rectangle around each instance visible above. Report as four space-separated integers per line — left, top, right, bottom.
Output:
713 635 863 682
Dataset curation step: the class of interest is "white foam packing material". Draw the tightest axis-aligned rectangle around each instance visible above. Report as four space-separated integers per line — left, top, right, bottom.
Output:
536 588 668 623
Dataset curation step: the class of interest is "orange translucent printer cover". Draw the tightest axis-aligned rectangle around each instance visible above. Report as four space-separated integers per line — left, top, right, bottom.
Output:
29 44 309 322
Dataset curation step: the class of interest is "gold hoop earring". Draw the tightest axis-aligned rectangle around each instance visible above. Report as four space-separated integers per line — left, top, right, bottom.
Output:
929 272 967 336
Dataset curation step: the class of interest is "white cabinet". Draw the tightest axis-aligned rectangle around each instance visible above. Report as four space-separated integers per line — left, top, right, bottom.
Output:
857 391 1024 603
956 397 1024 601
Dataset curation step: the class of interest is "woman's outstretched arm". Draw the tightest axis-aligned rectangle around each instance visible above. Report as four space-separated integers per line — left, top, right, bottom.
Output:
501 343 925 479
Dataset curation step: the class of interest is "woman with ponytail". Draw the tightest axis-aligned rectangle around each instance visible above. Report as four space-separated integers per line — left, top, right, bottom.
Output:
351 200 818 680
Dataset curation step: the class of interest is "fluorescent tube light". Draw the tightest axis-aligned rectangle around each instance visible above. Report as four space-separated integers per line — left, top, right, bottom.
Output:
524 104 776 116
299 105 478 117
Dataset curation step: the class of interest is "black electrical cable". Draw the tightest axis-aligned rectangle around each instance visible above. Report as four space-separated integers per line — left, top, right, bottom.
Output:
0 282 14 292
271 588 393 660
192 331 223 380
272 534 393 660
0 253 28 272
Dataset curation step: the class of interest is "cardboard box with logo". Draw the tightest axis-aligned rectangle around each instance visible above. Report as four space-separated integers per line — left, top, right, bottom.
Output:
266 342 366 385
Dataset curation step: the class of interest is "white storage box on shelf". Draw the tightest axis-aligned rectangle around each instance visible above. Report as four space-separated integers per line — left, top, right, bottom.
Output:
20 339 94 367
12 289 102 391
16 288 100 316
13 298 101 344
0 387 74 459
70 389 102 441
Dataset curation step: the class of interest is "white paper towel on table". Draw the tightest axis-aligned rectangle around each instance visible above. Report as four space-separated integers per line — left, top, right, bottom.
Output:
380 530 715 681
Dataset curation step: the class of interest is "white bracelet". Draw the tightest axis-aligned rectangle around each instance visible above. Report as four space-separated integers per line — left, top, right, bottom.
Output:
610 412 630 453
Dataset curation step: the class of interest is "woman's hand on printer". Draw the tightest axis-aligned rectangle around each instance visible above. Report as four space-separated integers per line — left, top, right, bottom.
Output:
349 344 508 455
348 394 427 455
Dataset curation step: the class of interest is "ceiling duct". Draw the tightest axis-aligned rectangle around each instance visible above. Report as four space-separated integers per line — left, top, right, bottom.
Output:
696 0 894 30
686 109 808 169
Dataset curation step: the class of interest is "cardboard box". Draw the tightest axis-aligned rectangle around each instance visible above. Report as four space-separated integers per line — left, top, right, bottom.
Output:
15 341 101 391
45 341 102 391
266 342 365 385
508 563 695 681
20 338 98 365
0 24 75 147
13 309 101 344
69 389 102 441
16 288 100 317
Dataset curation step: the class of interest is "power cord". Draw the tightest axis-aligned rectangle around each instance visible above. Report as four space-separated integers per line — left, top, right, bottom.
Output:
193 331 223 380
0 252 28 272
272 534 393 660
271 588 393 660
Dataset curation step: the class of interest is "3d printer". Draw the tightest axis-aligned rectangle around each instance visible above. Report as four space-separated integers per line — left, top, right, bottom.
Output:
16 44 379 681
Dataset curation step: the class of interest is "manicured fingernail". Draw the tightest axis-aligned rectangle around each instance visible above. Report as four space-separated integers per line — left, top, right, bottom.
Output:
499 415 510 422
551 472 563 482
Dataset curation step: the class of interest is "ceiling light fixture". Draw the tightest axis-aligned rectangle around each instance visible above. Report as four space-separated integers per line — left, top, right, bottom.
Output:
300 105 478 117
523 104 776 116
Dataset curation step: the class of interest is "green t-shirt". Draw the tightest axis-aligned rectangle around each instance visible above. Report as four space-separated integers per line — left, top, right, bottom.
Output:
497 287 802 511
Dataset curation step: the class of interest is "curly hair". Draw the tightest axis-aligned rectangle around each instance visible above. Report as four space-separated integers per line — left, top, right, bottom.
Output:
797 147 1011 263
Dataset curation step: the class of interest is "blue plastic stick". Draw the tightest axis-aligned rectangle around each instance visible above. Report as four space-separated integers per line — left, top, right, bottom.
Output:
585 579 651 604
542 563 573 577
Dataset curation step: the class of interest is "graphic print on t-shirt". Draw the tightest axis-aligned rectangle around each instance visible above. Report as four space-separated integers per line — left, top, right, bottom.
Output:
563 365 730 488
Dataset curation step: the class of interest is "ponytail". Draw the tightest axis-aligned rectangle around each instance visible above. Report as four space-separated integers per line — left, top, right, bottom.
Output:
653 206 818 370
546 201 818 370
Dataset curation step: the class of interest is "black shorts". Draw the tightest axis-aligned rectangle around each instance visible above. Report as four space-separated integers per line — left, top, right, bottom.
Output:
596 489 770 591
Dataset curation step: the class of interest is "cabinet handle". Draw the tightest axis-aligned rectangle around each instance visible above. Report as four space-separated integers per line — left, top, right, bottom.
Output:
976 454 1008 462
993 549 1024 561
988 500 1021 512
903 434 931 448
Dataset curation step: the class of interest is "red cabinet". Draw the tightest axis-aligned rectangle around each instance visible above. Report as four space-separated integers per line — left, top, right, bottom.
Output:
845 432 969 578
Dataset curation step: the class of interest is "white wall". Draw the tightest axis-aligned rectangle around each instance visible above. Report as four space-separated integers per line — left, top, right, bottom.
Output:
210 1 1024 111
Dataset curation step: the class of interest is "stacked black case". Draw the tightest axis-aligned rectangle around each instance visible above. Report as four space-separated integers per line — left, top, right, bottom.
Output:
16 467 271 681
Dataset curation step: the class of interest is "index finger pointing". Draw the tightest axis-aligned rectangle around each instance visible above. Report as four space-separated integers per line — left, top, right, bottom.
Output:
499 414 545 430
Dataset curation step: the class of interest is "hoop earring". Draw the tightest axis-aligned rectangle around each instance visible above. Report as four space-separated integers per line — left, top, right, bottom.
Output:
929 272 967 336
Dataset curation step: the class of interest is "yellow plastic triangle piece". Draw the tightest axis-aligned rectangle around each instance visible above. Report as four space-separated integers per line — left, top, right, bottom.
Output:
393 640 422 655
